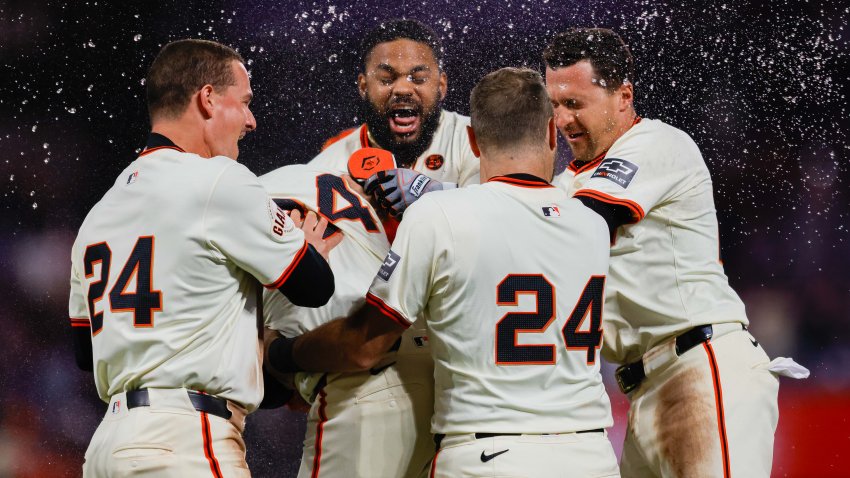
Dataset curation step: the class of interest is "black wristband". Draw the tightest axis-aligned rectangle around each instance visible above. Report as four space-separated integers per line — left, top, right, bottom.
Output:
268 336 303 373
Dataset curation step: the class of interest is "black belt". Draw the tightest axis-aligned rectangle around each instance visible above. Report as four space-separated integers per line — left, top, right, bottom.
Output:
615 324 744 394
126 389 232 420
434 429 604 449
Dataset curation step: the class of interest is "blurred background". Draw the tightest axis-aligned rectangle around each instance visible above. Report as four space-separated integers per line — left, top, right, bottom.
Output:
1 0 848 476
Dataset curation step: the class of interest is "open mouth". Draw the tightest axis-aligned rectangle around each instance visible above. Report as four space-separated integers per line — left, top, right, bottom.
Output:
388 106 421 137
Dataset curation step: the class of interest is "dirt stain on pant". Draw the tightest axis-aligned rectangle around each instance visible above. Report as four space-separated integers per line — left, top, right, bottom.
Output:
654 366 717 478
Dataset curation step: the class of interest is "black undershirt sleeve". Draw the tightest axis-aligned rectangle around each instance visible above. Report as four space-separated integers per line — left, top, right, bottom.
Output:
576 196 637 241
72 326 94 372
258 367 294 409
276 244 335 307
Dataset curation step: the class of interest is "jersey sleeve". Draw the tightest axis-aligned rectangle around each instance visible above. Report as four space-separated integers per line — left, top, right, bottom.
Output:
205 162 308 288
366 197 447 328
573 125 703 223
68 258 91 326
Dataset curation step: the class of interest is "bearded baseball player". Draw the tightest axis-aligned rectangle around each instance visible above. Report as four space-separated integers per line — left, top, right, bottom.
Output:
309 19 480 219
68 39 338 477
270 68 621 478
543 28 809 477
259 19 479 478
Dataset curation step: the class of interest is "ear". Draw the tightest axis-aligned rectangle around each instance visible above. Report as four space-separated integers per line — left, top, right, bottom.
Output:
548 117 557 151
466 125 481 158
357 73 367 100
198 84 215 119
618 81 634 112
438 71 448 101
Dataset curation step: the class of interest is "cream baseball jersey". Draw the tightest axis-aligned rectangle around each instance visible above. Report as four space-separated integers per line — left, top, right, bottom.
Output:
310 110 480 187
367 175 613 434
68 144 306 412
558 118 749 364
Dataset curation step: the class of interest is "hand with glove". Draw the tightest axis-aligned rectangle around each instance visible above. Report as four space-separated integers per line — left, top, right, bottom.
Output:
364 168 454 218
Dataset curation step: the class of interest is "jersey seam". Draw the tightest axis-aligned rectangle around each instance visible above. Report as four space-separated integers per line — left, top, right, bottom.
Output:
202 161 237 257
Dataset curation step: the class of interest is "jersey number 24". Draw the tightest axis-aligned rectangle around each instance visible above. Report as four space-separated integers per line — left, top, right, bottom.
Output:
83 236 162 335
496 274 605 365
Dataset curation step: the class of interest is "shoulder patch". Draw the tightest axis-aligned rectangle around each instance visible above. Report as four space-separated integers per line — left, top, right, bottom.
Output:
268 198 295 240
377 250 401 281
591 158 639 188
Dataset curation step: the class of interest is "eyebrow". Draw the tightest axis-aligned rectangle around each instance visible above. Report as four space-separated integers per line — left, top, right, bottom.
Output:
375 64 432 75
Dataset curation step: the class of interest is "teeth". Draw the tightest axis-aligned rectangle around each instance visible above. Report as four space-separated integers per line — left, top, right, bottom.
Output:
391 108 417 118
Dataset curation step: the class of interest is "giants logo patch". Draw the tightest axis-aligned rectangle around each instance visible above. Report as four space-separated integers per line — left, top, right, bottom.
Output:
424 154 444 170
268 199 295 239
591 158 639 188
377 250 401 281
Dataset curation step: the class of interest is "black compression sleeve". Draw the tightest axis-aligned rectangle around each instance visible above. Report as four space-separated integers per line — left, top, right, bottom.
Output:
277 244 335 307
72 326 94 372
258 367 294 409
576 196 636 241
268 336 303 373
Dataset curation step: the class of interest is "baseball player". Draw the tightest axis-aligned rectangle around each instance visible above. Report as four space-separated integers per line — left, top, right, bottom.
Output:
310 19 480 220
260 163 434 478
543 28 808 477
68 39 337 477
259 19 479 478
271 68 621 478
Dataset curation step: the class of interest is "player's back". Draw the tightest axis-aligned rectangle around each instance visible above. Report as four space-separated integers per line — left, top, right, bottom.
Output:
71 148 277 410
407 175 612 434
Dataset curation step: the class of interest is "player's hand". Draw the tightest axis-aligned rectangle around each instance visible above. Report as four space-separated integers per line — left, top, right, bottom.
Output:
363 169 446 219
289 209 343 261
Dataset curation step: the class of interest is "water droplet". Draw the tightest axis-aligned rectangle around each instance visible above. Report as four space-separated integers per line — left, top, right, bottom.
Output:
32 202 38 209
42 143 49 149
133 34 142 41
31 125 37 132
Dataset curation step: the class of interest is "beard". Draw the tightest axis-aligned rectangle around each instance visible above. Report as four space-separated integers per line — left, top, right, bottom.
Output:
360 94 442 168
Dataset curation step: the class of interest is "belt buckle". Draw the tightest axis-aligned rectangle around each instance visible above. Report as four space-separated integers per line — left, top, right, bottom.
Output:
615 365 638 394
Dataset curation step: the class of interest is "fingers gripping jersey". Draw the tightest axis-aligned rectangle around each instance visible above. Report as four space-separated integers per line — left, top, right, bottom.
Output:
68 148 307 411
309 110 481 187
556 119 748 364
368 177 614 434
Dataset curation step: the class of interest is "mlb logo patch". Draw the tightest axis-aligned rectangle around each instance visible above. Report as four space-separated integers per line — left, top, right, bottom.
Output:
377 250 401 281
591 158 639 188
542 205 560 217
126 171 139 185
112 400 121 414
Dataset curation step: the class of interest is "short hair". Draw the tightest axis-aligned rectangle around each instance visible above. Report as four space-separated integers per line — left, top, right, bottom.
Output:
470 67 553 151
146 39 244 121
543 28 634 91
359 19 443 70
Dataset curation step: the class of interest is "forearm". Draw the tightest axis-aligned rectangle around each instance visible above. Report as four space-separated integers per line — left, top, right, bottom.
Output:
267 304 405 374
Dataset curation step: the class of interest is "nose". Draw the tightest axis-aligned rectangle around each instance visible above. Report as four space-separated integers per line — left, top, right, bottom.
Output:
392 76 416 97
553 106 574 131
245 108 257 132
